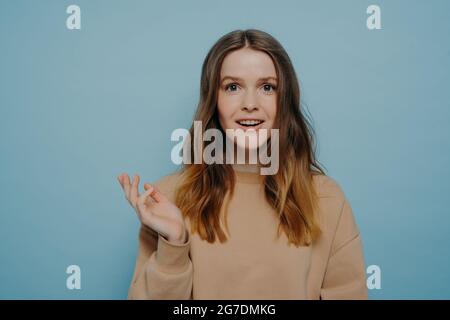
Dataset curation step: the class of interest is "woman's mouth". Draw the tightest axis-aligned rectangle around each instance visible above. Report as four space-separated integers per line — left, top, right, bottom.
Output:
235 119 265 130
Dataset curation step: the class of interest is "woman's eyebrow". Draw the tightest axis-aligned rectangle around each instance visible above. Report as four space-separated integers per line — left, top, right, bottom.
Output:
220 76 278 83
258 76 278 82
221 76 243 83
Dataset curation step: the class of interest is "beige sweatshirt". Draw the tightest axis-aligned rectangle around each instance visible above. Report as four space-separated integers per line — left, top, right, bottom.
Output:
127 169 368 300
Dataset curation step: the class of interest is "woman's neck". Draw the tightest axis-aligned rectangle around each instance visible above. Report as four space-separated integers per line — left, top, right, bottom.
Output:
231 163 259 173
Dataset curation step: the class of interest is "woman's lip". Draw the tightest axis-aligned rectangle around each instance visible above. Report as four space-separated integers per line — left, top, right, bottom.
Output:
235 119 265 123
234 121 265 131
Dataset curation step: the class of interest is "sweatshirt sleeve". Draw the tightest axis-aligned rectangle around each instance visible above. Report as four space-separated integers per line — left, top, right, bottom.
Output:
320 199 368 300
127 224 193 300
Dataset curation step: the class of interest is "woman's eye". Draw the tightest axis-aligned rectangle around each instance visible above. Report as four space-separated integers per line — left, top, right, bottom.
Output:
262 84 276 93
225 83 239 92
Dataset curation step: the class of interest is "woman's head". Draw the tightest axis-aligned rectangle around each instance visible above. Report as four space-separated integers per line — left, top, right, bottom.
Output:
196 29 305 155
217 47 277 150
176 29 325 246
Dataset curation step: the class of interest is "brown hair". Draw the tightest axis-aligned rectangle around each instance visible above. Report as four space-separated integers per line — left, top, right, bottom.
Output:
174 29 325 247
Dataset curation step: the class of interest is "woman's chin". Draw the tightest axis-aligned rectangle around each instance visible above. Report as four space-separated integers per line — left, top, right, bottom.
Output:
235 140 269 151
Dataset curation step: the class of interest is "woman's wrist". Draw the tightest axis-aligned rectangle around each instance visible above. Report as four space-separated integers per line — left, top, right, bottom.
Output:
166 229 187 245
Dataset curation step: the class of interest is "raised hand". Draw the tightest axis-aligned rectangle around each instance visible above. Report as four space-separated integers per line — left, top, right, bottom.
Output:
117 173 188 245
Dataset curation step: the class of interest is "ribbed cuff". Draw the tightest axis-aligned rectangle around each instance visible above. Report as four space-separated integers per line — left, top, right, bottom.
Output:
155 232 191 274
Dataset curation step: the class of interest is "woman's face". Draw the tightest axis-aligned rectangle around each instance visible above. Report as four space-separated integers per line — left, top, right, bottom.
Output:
217 47 277 150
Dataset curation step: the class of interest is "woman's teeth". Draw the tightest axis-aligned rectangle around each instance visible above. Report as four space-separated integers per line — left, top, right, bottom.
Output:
237 120 263 126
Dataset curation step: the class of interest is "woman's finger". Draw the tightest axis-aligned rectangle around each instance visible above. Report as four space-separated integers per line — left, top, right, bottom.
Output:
137 186 155 214
123 174 131 199
144 183 165 203
129 175 140 208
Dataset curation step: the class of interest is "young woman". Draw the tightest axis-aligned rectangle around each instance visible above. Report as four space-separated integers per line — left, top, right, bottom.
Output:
117 29 368 300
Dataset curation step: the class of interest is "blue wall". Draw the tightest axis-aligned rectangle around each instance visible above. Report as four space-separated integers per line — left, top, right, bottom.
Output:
1 0 449 299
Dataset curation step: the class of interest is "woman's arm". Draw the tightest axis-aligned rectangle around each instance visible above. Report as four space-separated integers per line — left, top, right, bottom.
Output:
320 199 368 299
128 224 193 299
117 172 193 300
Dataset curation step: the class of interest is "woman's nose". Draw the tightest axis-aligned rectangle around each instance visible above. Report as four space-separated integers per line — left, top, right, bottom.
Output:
241 92 259 111
241 104 258 111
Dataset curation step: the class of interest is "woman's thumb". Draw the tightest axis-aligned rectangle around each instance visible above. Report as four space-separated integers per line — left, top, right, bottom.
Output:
144 183 165 203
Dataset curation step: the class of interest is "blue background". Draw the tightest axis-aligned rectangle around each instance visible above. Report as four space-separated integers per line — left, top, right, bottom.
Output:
1 0 449 299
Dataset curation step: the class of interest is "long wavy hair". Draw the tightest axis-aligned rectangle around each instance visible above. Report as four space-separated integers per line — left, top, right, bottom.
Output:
174 29 325 247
